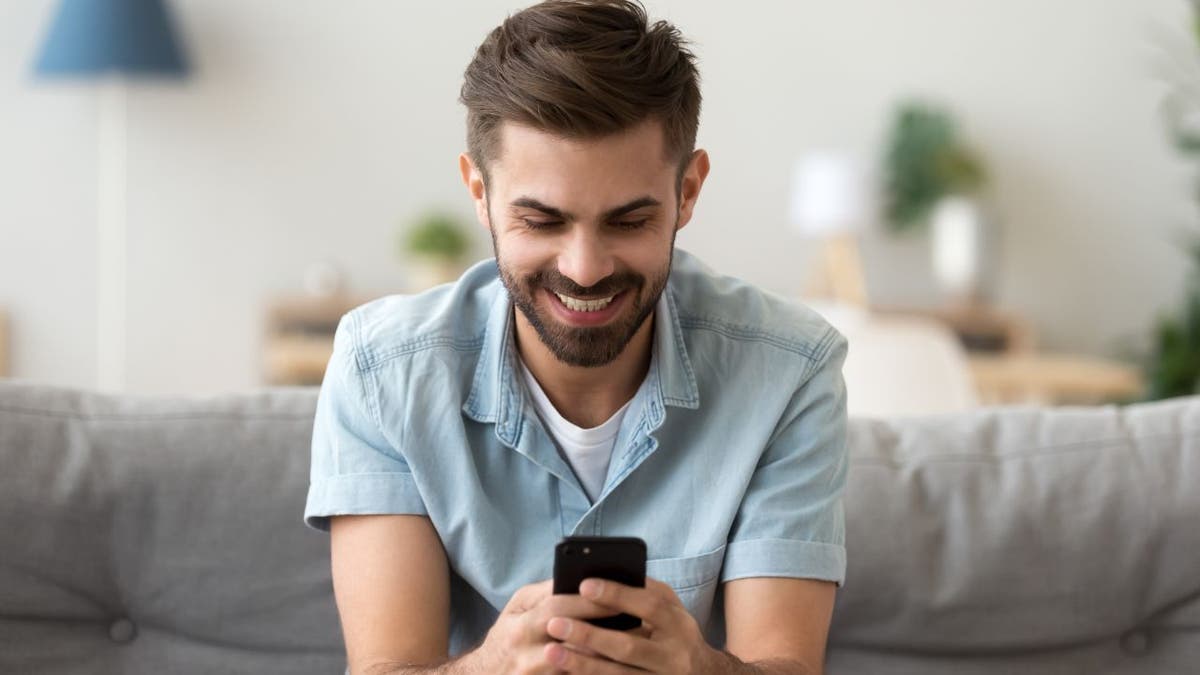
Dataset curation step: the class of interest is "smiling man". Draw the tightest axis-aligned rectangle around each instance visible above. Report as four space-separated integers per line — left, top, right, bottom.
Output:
304 2 850 674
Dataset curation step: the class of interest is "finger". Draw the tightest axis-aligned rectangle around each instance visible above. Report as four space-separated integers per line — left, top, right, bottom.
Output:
562 642 602 659
644 577 678 600
527 594 627 646
544 641 644 674
508 579 555 612
545 616 667 671
540 594 633 621
629 624 654 640
579 579 676 628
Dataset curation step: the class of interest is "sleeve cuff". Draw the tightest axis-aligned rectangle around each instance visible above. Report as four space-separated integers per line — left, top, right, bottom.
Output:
721 538 846 587
304 471 428 532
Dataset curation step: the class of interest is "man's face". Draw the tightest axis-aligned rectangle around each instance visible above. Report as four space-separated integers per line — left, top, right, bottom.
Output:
465 120 700 368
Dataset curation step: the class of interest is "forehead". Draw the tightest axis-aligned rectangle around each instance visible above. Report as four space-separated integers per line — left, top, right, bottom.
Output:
490 120 675 209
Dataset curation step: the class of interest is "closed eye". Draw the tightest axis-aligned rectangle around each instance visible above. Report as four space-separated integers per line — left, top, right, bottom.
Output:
520 218 563 230
612 219 648 230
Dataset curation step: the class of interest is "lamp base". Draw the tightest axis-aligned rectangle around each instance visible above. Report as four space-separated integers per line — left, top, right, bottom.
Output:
804 233 869 308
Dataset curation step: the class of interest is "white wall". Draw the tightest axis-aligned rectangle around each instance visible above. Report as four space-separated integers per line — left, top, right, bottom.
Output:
0 0 1192 394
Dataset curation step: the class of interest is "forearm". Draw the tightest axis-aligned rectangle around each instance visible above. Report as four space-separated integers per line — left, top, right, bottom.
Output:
707 649 821 675
360 647 489 675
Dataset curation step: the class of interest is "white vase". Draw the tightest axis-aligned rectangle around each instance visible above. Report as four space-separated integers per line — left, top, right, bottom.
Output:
408 258 464 291
930 195 989 306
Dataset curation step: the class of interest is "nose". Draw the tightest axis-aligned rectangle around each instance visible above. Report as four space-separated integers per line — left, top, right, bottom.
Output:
557 228 615 290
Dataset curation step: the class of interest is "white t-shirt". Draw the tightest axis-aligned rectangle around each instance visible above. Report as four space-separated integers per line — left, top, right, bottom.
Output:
519 361 634 503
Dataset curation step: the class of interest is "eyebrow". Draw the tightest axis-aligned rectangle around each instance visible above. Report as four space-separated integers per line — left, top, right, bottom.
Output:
509 195 661 222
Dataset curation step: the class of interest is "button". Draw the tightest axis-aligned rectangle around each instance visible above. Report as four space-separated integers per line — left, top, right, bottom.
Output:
109 618 137 643
1120 629 1150 655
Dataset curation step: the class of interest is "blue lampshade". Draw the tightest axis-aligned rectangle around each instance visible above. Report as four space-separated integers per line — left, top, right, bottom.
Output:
33 0 189 78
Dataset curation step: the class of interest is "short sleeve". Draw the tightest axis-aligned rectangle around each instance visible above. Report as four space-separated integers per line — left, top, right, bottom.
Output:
721 328 849 586
303 312 428 532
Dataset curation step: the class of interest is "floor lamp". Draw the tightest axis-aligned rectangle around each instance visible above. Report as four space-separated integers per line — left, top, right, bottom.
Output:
789 152 872 308
33 0 189 392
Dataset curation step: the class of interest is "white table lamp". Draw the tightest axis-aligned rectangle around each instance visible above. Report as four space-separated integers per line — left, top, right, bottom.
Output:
789 152 872 307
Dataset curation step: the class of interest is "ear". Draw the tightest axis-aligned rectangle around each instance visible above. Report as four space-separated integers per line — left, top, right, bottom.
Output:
459 153 491 231
675 149 710 232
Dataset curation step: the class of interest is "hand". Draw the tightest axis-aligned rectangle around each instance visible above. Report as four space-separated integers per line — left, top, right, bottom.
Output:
541 577 723 674
474 579 639 675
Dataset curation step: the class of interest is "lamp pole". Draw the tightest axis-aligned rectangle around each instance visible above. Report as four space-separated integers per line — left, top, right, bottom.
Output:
32 0 190 392
96 77 127 391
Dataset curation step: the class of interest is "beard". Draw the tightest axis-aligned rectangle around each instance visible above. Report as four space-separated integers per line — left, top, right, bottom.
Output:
493 233 675 368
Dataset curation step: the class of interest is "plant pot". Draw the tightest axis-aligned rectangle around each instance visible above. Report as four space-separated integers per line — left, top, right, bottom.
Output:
930 195 992 306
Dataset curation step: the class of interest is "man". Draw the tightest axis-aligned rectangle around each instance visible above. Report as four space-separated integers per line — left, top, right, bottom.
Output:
304 1 849 673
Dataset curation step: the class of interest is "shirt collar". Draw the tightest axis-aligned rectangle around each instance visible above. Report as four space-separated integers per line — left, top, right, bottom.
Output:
462 274 700 438
652 281 701 411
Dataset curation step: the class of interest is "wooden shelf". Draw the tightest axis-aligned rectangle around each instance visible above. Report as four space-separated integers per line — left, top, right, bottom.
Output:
868 302 1144 405
968 353 1145 405
871 302 1036 354
262 293 377 386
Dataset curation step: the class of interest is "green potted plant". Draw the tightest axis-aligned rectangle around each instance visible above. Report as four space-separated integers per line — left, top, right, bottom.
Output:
883 102 986 231
400 211 473 290
882 101 991 306
1142 264 1200 400
1139 3 1200 401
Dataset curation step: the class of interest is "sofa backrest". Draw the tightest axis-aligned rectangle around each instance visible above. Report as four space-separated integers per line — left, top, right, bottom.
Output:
829 396 1200 674
1 382 1197 674
0 383 343 675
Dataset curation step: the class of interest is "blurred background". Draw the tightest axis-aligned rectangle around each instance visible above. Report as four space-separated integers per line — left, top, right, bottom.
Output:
2 0 1198 416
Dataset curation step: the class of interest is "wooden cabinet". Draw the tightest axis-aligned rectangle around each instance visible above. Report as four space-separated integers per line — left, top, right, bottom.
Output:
262 294 376 386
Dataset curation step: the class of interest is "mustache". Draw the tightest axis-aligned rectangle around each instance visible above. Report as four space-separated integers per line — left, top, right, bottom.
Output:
529 269 644 298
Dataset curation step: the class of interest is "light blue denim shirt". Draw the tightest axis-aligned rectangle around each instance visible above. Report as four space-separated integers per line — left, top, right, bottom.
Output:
304 249 849 654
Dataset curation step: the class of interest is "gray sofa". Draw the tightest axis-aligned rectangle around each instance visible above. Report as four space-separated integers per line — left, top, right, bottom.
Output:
1 381 1197 674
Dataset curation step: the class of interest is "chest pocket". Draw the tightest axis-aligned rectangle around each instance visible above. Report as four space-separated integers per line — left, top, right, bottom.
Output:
645 544 726 626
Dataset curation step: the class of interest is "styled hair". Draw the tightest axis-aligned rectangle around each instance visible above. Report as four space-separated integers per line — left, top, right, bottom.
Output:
459 0 701 183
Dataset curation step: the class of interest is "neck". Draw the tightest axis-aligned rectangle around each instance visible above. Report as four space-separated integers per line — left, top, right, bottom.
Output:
515 313 654 428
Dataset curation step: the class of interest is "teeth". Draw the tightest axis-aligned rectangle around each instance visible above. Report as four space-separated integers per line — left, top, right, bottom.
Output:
555 292 615 312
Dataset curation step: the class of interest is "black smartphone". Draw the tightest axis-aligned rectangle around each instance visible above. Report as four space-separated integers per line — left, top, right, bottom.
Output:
553 536 647 631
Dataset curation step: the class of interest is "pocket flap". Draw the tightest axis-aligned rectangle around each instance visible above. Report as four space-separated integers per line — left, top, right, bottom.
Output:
645 544 726 591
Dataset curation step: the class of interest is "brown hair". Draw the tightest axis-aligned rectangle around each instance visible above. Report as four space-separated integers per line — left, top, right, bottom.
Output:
460 0 701 183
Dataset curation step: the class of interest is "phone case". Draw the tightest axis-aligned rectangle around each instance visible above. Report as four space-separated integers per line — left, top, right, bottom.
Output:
553 536 647 631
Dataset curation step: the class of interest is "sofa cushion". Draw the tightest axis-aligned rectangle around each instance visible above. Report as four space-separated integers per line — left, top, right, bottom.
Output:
830 396 1200 674
0 383 342 675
